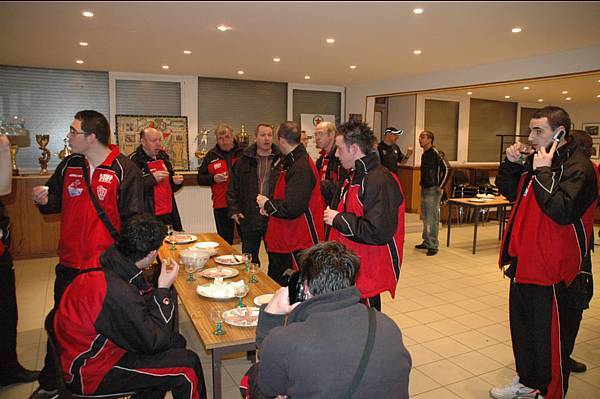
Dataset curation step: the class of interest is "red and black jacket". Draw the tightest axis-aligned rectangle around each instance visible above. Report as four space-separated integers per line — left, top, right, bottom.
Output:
315 145 348 206
264 145 324 253
329 152 405 299
0 201 9 258
497 141 598 286
129 146 183 231
54 245 179 395
38 145 143 270
197 143 243 209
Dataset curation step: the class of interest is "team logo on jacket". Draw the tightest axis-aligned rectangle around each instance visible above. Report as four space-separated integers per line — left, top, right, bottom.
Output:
162 298 171 305
97 185 108 201
67 180 83 197
98 173 114 184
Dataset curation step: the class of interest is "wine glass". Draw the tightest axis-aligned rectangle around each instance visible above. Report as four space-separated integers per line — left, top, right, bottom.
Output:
234 282 249 308
242 252 252 272
183 259 196 282
249 263 259 284
210 308 225 336
166 224 176 251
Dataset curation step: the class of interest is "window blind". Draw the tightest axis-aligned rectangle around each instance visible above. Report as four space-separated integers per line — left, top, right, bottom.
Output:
468 99 517 162
424 99 459 161
292 89 341 127
115 80 181 116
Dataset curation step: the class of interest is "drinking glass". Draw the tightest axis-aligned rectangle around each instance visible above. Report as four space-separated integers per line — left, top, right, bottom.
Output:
184 260 196 282
234 282 249 308
166 224 176 251
249 263 259 284
242 252 252 272
210 308 225 336
516 143 532 165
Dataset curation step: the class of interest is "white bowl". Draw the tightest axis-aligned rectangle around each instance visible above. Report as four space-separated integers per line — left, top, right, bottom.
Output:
179 248 210 271
194 241 219 256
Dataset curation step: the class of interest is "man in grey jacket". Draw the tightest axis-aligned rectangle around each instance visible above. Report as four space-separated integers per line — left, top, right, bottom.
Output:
242 241 411 399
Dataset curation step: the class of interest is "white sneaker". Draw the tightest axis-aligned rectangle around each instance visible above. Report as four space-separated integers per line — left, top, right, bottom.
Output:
490 376 544 399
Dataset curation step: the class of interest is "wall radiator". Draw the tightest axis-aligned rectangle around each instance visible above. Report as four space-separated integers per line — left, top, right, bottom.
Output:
174 186 217 234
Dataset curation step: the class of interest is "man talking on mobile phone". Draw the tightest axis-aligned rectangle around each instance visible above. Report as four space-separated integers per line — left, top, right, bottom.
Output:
491 106 598 399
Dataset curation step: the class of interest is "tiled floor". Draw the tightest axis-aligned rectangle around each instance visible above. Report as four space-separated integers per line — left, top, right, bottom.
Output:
2 213 599 398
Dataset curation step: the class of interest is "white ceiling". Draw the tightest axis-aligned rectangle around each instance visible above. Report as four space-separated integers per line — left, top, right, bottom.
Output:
1 1 600 87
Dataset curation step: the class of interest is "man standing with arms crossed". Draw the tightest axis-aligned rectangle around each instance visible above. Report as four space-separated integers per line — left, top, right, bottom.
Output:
30 110 143 398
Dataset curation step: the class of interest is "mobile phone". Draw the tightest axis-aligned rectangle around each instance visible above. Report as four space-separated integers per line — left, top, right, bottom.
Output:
545 128 565 152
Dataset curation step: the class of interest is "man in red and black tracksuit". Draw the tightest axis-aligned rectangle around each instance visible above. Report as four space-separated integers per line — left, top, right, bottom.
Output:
197 123 243 244
129 127 184 231
257 121 324 286
314 121 347 207
54 214 206 399
491 107 597 399
324 120 405 312
31 110 143 397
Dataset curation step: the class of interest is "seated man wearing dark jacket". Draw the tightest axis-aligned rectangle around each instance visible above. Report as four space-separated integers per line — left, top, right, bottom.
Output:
53 214 206 399
242 241 412 399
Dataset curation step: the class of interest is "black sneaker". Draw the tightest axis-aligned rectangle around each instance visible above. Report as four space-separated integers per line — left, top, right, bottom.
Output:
415 243 429 250
569 357 587 373
426 248 438 256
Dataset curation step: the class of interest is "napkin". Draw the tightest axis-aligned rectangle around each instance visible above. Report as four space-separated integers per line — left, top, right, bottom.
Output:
196 279 245 298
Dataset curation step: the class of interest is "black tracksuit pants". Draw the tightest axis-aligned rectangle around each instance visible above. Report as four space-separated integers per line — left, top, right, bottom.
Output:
0 250 19 378
267 250 303 287
509 280 575 399
213 208 235 245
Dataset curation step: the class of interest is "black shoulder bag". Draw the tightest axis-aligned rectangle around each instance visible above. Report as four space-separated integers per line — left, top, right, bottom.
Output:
82 164 120 241
342 307 377 399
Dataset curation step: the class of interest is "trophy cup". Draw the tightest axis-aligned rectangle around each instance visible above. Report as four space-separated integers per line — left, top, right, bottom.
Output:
58 137 72 160
195 128 210 161
36 134 51 175
1 115 31 176
237 124 249 148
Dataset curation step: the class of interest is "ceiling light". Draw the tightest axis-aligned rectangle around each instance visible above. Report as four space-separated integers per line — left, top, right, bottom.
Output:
596 94 600 98
304 75 311 80
183 50 192 55
505 95 511 99
79 42 88 46
413 8 424 14
82 11 94 17
273 57 280 62
512 27 522 33
217 25 231 32
237 70 244 75
537 98 544 102
467 91 473 95
75 60 84 64
162 65 169 70
350 65 357 69
413 49 422 55
523 86 529 90
326 38 335 44
566 97 572 101
562 90 568 94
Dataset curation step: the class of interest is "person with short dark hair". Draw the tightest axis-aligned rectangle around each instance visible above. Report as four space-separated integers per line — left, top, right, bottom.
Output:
227 123 281 264
377 126 413 173
53 214 206 399
197 123 243 244
241 241 411 399
30 110 144 397
129 127 184 230
324 120 405 311
414 130 449 256
491 107 598 399
257 121 324 285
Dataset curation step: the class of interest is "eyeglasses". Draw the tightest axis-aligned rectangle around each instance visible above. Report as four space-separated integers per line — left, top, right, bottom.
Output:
68 127 87 136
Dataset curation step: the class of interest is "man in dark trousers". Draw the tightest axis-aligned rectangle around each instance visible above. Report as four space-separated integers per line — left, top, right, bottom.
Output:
324 120 405 311
197 123 243 244
54 214 206 399
129 127 184 230
257 121 324 285
227 123 280 265
0 134 40 388
30 110 143 398
377 126 413 174
491 106 597 399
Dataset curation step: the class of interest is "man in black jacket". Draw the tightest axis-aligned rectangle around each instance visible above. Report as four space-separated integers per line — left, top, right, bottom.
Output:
197 124 243 244
377 126 413 174
129 127 184 230
227 123 281 264
314 121 347 207
241 241 411 399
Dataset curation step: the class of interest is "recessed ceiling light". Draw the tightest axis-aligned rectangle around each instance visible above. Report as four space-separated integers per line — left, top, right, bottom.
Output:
467 91 473 95
512 27 522 33
304 75 311 80
183 50 192 55
413 49 422 55
82 11 94 17
561 90 568 94
326 38 335 44
237 70 244 75
79 42 88 46
162 65 169 70
523 86 529 90
413 8 424 14
217 25 231 32
350 65 357 69
273 57 280 62
75 60 84 64
566 97 572 101
505 95 511 99
537 98 544 102
596 94 600 98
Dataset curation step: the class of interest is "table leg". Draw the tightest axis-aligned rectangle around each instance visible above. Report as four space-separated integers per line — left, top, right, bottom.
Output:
473 207 479 254
447 202 453 247
498 206 504 240
212 348 223 399
246 350 257 364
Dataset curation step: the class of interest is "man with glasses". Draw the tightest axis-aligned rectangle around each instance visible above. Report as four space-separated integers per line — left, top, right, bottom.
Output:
30 110 143 398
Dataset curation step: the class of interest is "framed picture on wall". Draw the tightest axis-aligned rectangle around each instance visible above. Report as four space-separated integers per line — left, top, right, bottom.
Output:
591 142 600 160
582 123 600 136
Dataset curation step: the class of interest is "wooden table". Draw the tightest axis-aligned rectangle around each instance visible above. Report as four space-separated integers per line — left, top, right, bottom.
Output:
158 233 280 399
446 196 513 254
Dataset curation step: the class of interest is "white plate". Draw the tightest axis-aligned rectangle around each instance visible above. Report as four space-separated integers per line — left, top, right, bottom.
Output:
468 198 486 203
199 267 239 279
253 294 274 306
166 234 197 244
196 283 236 300
214 255 244 265
222 307 260 327
194 241 220 250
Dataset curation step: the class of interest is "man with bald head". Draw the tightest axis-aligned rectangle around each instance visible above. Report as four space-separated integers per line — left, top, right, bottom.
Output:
129 127 184 230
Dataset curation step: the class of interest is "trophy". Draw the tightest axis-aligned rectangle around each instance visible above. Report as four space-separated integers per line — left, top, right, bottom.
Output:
195 128 210 161
237 124 249 148
1 115 31 176
58 137 72 160
36 134 51 175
